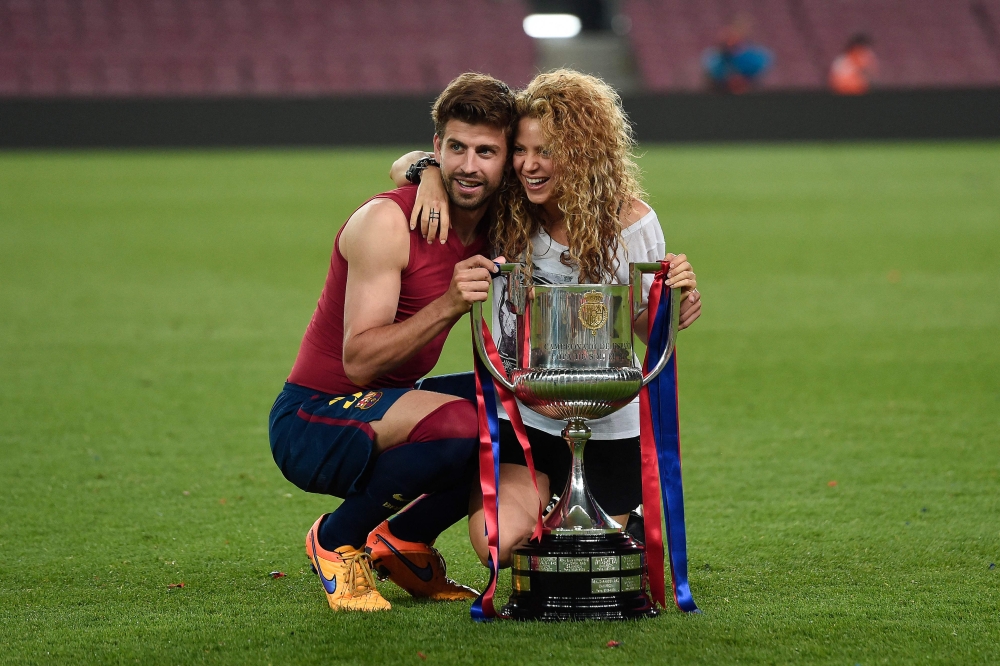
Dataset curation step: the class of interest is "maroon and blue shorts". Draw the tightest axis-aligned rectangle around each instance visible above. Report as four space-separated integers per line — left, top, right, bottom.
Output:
268 382 410 498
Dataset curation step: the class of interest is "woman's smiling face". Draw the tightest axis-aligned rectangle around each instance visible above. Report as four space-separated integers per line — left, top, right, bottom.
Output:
512 116 556 206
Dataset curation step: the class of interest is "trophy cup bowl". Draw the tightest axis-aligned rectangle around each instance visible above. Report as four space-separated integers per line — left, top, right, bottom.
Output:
472 262 679 621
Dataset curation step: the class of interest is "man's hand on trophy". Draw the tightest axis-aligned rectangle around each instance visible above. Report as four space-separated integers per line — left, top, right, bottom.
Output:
665 252 701 331
443 255 505 316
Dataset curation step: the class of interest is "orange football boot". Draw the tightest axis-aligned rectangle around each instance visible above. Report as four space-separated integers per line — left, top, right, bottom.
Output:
365 521 479 601
305 515 391 612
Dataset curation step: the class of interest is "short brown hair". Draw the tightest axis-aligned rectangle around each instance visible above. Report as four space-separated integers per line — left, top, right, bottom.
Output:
431 73 517 141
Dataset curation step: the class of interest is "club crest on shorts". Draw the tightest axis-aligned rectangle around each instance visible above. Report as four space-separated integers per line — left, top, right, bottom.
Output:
355 391 382 410
578 291 609 336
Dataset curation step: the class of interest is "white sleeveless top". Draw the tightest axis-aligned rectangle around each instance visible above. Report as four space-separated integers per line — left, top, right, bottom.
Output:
491 206 666 439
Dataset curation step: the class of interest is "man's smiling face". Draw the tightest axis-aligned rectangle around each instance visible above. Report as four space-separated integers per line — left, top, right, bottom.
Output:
433 120 508 211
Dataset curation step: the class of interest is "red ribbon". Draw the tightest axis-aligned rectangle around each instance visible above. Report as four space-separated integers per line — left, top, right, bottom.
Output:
521 300 532 367
472 317 543 618
496 375 542 539
480 318 543 540
472 361 501 619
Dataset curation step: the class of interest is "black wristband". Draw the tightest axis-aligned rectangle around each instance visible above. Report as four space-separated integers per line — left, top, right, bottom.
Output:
405 157 440 185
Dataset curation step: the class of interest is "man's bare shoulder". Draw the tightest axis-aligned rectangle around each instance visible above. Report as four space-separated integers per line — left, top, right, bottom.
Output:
339 197 411 269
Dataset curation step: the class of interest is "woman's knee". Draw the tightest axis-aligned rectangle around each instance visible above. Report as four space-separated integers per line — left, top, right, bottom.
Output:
469 511 531 569
496 535 523 569
471 530 525 569
469 463 551 568
470 511 535 568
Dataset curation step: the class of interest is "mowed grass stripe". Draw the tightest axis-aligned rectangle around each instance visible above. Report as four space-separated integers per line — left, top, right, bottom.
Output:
0 144 998 664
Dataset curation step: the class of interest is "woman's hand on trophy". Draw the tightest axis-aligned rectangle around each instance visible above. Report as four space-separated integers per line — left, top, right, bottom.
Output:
412 166 451 244
665 253 701 330
664 253 697 293
679 288 701 330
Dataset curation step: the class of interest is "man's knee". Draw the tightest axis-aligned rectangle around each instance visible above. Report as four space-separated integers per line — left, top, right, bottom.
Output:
372 391 476 450
408 398 478 443
374 399 478 486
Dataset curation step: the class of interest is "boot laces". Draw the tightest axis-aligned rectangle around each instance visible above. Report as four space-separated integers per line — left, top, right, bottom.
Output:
344 550 378 597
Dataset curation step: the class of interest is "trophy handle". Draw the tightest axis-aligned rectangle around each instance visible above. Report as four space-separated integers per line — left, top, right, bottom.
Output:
631 262 681 388
471 262 520 392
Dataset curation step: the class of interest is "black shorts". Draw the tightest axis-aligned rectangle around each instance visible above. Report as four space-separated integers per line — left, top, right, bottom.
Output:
268 382 410 498
497 418 642 516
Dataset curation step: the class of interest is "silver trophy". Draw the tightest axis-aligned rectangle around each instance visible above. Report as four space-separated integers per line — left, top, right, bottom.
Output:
472 262 679 620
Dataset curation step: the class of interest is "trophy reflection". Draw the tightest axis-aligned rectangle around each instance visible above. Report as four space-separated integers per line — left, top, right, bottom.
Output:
472 262 679 621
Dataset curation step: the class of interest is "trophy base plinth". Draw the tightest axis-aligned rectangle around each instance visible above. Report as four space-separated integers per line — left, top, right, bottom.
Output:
503 532 657 621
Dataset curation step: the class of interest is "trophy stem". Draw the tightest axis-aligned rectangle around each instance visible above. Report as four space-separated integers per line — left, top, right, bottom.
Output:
544 418 621 534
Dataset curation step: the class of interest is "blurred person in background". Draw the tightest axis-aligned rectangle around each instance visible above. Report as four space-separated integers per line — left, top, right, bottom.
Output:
702 15 773 94
391 69 702 568
829 33 877 95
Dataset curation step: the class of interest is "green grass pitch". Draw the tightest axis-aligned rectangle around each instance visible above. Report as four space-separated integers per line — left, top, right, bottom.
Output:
1 142 998 665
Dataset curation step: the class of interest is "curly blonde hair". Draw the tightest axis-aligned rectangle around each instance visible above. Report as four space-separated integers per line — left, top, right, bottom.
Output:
491 69 644 284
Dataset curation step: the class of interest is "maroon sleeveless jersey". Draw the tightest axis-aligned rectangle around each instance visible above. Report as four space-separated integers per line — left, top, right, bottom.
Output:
287 185 488 395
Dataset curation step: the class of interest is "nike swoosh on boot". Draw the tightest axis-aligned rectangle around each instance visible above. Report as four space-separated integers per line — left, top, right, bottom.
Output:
311 531 338 595
375 535 434 582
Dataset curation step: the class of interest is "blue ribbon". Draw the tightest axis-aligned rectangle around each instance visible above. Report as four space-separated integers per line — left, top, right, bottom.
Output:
646 287 699 613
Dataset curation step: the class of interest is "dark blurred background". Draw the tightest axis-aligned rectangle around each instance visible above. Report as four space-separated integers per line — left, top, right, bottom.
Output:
2 0 999 145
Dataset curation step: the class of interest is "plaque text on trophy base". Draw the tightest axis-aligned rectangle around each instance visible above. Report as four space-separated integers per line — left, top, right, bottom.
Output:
504 532 657 621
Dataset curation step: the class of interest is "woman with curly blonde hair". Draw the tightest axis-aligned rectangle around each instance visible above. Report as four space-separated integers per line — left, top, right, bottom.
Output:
390 69 701 568
494 68 643 286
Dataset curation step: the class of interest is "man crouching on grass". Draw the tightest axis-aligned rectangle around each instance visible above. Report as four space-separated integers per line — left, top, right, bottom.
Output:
268 73 515 611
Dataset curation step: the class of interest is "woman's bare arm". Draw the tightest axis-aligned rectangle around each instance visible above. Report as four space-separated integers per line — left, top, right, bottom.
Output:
389 150 433 186
388 150 451 243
